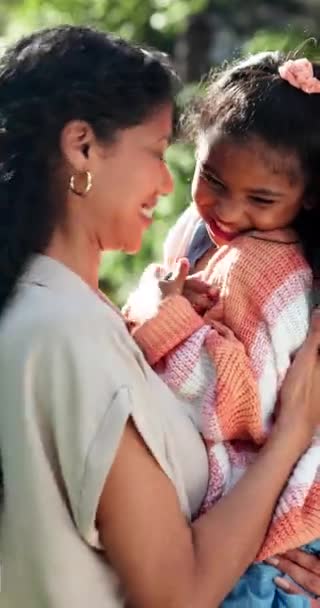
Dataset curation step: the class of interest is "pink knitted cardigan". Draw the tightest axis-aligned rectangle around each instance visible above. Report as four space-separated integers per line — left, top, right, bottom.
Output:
126 229 320 560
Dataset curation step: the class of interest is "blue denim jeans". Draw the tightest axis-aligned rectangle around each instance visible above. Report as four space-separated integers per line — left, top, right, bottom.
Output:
222 541 320 607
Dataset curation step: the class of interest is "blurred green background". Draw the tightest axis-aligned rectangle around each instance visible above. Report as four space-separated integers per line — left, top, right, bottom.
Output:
1 0 319 304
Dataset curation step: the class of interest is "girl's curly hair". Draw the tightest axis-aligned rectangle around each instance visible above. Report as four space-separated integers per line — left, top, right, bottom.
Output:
183 51 320 276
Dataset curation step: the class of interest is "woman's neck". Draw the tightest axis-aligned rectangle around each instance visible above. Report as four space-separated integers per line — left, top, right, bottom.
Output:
45 227 101 291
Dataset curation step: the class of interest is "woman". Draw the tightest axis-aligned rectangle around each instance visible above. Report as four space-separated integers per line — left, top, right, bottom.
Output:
0 25 319 608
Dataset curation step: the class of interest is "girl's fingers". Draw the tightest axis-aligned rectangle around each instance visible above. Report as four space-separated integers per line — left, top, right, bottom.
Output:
159 258 190 297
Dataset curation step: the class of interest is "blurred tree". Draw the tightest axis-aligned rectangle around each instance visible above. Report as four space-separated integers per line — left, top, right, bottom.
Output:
0 0 319 305
244 28 319 59
0 0 206 305
0 0 208 54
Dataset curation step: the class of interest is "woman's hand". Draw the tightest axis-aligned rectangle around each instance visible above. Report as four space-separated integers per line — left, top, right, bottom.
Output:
274 308 320 450
267 550 320 603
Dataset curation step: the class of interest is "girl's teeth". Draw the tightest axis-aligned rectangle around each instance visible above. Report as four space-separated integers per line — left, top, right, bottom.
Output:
215 219 233 234
141 207 154 219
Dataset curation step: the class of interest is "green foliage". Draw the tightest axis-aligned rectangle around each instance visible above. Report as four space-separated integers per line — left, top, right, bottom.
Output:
0 0 208 304
0 0 202 305
1 1 319 305
244 28 319 60
0 0 209 52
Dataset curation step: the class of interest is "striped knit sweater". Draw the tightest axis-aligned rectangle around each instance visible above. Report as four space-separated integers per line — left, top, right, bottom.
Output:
126 228 320 561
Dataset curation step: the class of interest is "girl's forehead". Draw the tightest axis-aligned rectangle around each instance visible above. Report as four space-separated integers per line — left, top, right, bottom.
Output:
198 129 304 185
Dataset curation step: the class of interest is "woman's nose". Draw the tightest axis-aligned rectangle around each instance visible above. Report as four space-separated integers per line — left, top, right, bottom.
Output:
160 163 174 195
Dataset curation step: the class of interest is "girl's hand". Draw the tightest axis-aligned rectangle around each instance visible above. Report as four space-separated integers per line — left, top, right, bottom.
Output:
203 319 239 343
160 260 219 314
122 261 189 326
203 300 224 325
266 550 320 602
183 275 219 315
275 308 320 450
158 258 190 298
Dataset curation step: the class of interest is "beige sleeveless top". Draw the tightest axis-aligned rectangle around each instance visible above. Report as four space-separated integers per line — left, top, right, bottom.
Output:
0 255 208 607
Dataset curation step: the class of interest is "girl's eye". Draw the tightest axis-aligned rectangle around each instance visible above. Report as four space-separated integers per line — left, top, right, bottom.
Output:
250 196 275 205
200 168 225 190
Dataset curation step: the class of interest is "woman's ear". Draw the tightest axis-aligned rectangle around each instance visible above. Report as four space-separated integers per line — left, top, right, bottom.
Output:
60 120 94 172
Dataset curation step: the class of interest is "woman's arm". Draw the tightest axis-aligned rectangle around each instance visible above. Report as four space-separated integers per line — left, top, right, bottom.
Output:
96 311 320 608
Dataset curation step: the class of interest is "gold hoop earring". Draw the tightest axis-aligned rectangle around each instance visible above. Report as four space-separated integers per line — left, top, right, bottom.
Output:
69 170 92 196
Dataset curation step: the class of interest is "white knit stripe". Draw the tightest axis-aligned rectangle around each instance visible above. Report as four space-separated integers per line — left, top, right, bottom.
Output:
177 348 215 402
273 485 313 517
210 246 241 296
262 267 312 323
286 439 320 487
270 438 320 523
160 327 216 431
250 281 310 376
262 291 310 365
201 378 223 442
224 463 247 495
160 325 212 392
223 442 258 494
206 442 231 502
250 290 310 428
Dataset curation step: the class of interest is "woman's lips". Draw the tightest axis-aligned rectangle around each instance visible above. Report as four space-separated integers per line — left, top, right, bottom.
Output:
140 199 158 221
140 206 155 220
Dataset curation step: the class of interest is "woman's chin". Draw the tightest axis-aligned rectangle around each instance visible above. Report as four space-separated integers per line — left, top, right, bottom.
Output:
121 236 143 255
103 230 143 254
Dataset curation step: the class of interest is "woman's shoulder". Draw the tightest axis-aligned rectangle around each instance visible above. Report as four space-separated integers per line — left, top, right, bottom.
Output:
0 260 136 380
0 274 151 441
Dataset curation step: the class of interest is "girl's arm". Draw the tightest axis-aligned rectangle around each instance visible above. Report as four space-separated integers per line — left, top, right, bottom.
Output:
124 259 208 365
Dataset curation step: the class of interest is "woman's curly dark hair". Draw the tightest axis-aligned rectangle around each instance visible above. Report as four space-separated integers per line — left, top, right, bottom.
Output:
184 51 320 277
0 25 178 314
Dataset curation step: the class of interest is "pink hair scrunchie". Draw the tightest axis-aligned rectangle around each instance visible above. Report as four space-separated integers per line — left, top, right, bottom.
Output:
278 57 320 94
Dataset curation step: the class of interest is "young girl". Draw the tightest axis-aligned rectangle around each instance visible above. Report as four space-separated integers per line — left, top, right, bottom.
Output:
125 52 320 606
